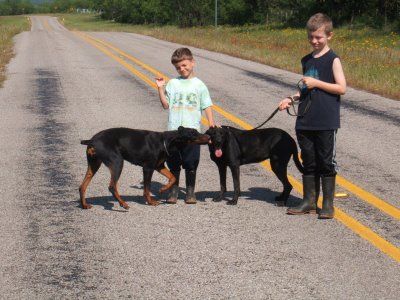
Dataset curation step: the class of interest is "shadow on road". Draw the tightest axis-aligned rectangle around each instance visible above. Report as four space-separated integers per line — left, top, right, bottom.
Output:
77 181 302 210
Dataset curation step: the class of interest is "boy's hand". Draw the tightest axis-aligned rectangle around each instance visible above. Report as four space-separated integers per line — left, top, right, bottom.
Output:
302 77 318 90
155 77 165 88
209 122 220 128
278 98 292 111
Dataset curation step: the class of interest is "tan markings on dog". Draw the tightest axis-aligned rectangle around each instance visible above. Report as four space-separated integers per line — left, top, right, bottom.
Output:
158 167 176 193
79 161 101 209
143 186 160 206
108 168 129 210
87 147 96 156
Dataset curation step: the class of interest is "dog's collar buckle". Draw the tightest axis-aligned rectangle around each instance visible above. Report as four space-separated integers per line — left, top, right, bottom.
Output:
163 139 170 156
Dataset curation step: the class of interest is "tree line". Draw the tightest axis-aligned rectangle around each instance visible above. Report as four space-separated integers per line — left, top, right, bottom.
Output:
1 0 399 30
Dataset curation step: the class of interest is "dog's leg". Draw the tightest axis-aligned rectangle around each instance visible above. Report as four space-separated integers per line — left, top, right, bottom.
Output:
143 167 160 206
227 165 240 205
270 158 292 206
157 166 176 193
107 159 130 210
213 164 227 202
79 148 101 209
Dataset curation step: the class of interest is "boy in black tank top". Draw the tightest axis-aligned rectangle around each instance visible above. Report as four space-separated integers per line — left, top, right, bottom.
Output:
278 13 347 219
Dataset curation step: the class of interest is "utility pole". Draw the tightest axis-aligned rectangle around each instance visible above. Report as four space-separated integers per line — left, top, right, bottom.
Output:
215 0 218 27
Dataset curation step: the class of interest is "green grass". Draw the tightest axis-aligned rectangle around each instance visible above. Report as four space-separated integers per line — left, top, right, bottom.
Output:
0 16 30 87
61 13 400 100
2 13 398 100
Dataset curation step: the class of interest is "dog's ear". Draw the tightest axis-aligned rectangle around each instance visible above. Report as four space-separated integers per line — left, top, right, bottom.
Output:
177 126 201 141
205 127 216 135
221 127 230 135
177 126 191 138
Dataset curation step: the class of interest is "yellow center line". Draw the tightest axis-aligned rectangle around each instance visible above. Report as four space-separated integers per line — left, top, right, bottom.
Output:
75 32 157 88
74 31 400 263
80 32 165 79
42 17 52 32
335 176 399 219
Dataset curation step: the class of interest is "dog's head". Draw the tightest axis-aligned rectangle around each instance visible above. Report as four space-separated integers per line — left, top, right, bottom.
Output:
175 126 210 145
205 126 227 158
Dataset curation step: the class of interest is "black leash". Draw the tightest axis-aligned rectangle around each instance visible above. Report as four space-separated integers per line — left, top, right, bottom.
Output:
286 79 312 117
252 79 313 130
252 107 280 130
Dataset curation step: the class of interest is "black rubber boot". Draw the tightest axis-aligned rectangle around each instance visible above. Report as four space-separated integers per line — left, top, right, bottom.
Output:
318 176 335 219
166 170 180 204
185 169 197 204
287 175 319 215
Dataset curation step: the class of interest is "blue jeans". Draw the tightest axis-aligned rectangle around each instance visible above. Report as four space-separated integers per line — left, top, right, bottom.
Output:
166 144 200 172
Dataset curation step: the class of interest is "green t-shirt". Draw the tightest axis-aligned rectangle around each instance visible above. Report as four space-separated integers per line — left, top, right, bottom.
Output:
166 77 213 131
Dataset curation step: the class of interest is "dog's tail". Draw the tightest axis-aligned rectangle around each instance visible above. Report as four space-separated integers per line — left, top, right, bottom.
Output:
80 139 92 146
292 146 304 174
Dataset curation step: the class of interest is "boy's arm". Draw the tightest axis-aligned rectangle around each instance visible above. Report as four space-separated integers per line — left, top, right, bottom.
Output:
204 106 215 127
302 58 346 95
199 83 215 127
155 78 169 109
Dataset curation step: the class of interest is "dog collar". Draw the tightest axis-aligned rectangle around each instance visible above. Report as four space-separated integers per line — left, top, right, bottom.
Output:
163 139 170 156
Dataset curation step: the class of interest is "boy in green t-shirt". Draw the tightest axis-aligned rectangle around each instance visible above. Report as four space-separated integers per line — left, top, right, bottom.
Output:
156 47 215 204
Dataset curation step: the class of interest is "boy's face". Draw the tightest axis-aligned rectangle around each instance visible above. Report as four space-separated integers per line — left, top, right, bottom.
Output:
307 26 332 51
174 59 195 79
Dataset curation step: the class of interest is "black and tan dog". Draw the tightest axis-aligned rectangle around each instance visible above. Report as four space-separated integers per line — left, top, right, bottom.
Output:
206 126 303 205
79 126 209 209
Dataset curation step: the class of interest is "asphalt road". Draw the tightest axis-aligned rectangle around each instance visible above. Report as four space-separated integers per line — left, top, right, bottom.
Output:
0 16 399 299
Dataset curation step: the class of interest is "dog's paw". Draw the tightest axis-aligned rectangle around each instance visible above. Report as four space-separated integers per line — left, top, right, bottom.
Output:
82 204 93 209
120 202 130 210
275 195 287 207
212 196 223 202
147 198 160 206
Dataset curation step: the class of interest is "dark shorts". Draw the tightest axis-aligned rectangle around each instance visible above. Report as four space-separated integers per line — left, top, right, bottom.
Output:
296 129 338 177
166 144 200 172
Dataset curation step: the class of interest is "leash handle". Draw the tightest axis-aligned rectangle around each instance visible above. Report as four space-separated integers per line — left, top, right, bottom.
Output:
286 96 300 116
297 79 307 94
286 79 313 117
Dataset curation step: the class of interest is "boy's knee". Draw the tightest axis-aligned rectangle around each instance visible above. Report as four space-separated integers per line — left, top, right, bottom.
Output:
320 171 337 177
318 165 337 177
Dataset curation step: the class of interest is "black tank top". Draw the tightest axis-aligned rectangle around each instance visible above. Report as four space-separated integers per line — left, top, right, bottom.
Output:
295 49 341 130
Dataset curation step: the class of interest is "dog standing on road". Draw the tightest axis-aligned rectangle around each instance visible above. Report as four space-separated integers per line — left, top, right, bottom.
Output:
79 126 209 209
206 126 303 205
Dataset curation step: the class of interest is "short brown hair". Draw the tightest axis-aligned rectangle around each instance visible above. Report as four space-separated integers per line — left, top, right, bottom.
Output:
171 48 193 64
306 13 333 34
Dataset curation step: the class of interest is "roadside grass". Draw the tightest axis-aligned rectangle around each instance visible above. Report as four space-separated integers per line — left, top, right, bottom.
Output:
61 14 400 100
0 16 30 87
3 13 398 100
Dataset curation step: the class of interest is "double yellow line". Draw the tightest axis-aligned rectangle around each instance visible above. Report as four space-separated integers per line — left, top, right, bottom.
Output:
74 31 400 263
42 17 52 32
